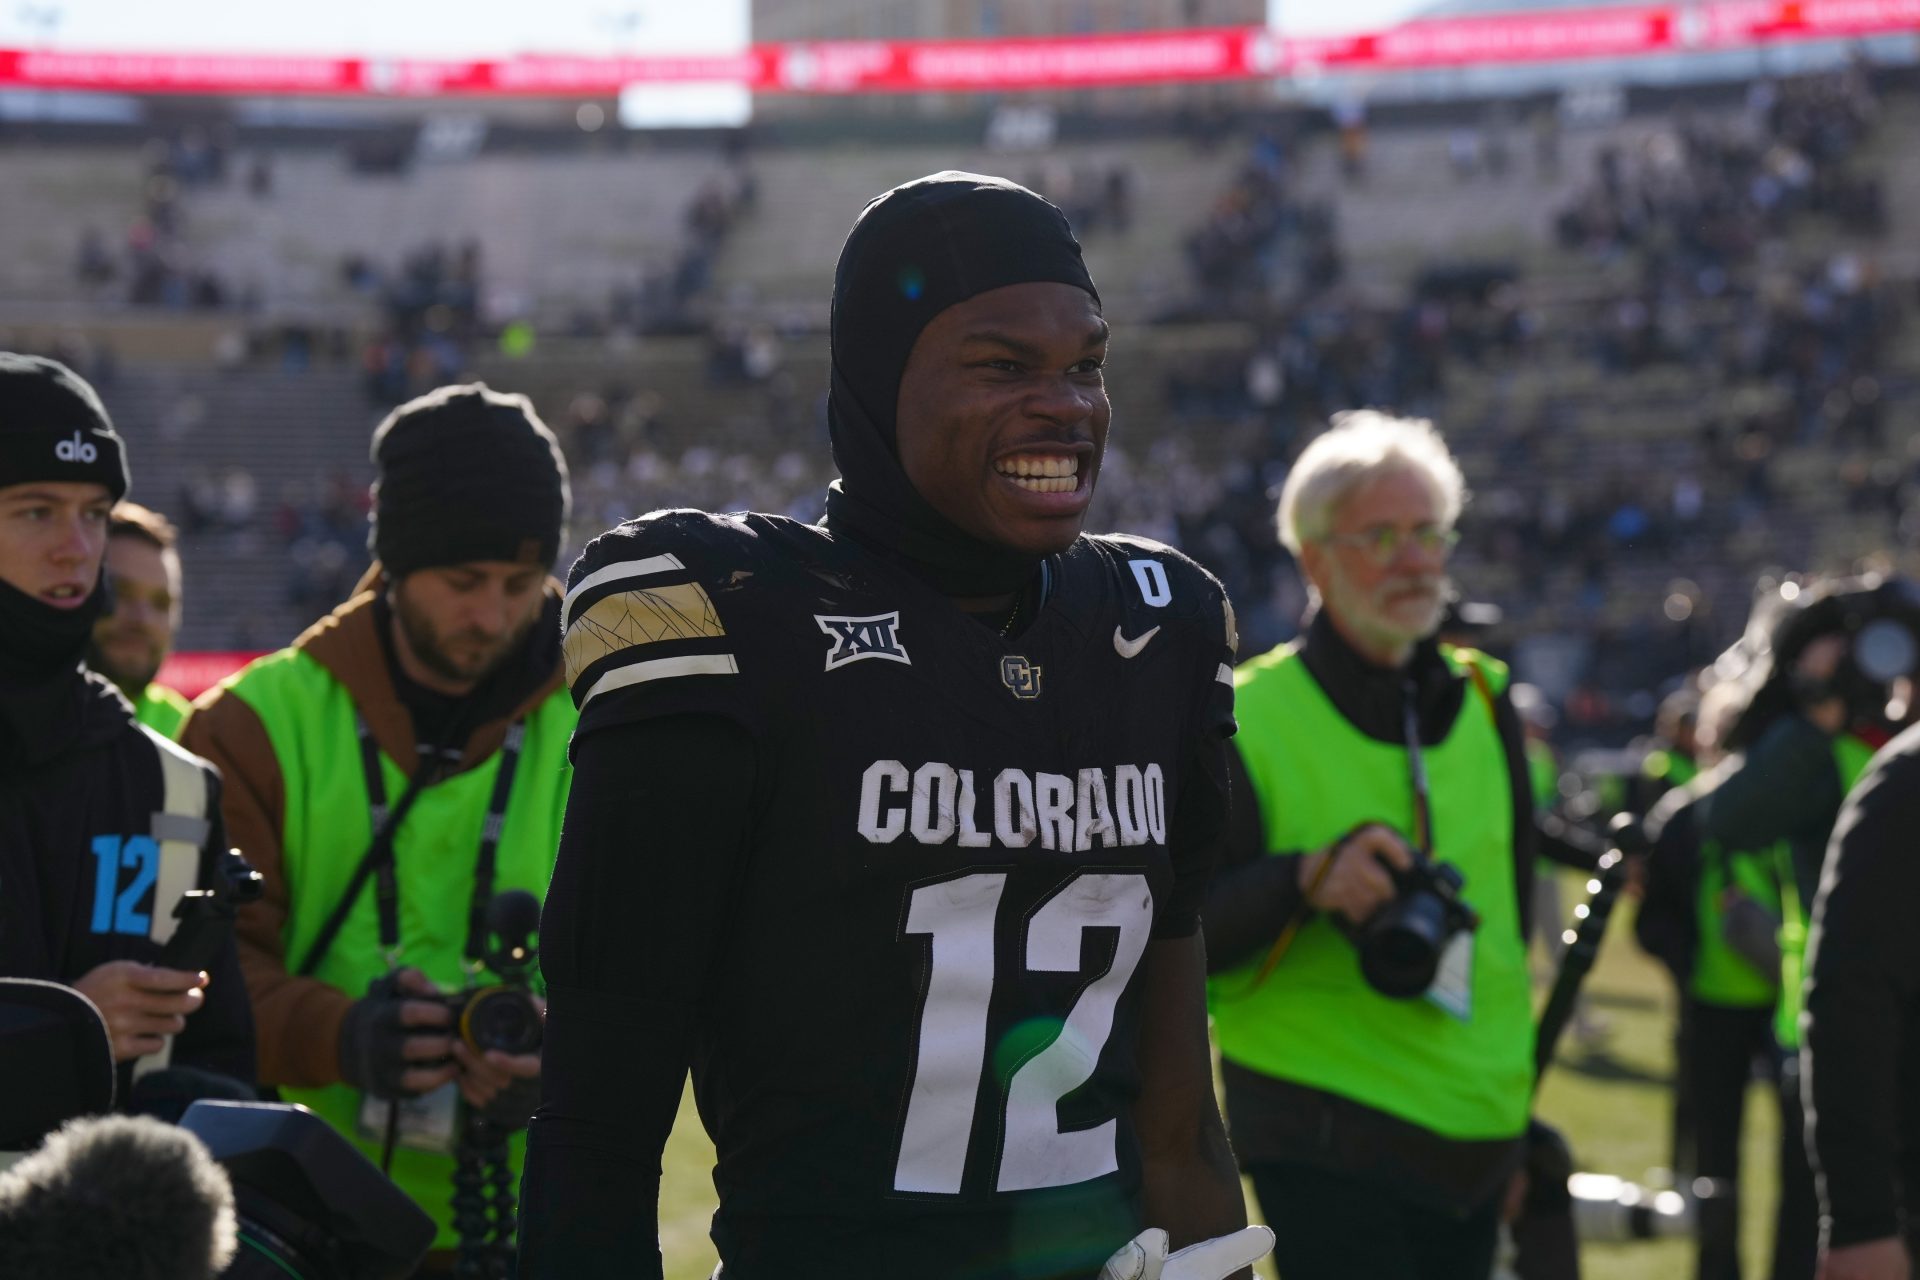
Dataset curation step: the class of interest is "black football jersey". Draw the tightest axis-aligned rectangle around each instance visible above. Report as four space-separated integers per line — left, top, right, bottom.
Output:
560 510 1236 1278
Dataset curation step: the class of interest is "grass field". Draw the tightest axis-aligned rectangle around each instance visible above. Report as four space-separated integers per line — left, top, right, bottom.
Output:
656 873 1781 1279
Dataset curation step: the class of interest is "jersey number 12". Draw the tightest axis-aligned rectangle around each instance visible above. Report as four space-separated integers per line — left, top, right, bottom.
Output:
894 870 1153 1195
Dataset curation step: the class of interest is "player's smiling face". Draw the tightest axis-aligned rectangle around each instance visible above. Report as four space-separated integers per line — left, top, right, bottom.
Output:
894 281 1109 558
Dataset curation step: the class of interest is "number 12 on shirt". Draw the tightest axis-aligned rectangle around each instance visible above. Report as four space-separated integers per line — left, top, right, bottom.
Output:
895 870 1154 1195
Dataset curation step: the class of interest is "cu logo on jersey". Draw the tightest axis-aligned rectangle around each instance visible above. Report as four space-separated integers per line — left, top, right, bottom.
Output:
1000 655 1043 700
55 431 99 464
816 611 911 671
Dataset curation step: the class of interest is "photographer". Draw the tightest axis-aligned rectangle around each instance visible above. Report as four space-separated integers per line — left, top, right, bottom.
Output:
0 354 254 1099
1639 747 1788 1280
183 384 575 1268
1802 721 1920 1280
1202 412 1536 1280
1695 579 1909 1279
86 502 191 739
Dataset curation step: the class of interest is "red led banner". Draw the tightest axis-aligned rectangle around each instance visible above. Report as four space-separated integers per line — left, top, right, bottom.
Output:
0 3 1911 97
155 652 265 701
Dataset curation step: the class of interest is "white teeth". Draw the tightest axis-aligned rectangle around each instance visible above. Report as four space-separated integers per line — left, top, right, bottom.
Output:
1003 475 1077 493
997 455 1079 480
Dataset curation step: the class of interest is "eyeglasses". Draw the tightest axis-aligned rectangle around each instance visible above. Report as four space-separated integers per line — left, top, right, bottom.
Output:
1320 525 1460 565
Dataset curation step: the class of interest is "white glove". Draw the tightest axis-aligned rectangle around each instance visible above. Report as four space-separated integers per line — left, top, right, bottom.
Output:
1099 1225 1276 1280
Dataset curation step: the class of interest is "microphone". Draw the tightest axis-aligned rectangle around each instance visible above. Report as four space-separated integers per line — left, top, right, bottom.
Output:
0 1113 236 1280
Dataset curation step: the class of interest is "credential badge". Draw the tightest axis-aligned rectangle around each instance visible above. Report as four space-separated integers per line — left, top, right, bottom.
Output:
816 612 910 672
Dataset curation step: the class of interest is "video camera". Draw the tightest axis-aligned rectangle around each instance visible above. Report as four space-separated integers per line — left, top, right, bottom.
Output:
1348 852 1481 999
1722 572 1920 749
185 1101 435 1280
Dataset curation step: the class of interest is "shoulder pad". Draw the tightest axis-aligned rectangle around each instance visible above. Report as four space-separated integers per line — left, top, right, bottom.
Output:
562 509 753 712
1084 533 1236 648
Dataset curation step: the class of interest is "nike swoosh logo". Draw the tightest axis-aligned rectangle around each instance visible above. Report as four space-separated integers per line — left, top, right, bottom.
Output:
1113 625 1161 659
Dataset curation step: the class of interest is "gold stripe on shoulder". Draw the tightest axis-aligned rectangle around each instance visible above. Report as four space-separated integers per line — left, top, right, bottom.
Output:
563 581 727 688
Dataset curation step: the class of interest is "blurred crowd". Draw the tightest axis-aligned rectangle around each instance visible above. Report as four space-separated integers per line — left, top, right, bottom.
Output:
35 65 1920 755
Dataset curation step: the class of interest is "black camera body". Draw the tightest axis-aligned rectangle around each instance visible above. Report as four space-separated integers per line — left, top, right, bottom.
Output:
1352 854 1480 999
435 889 544 1057
157 847 265 974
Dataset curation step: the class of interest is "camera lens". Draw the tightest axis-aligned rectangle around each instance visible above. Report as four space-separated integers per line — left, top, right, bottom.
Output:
458 988 543 1056
1360 892 1451 998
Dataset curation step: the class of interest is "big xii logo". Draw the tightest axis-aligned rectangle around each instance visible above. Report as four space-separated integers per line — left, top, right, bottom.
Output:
817 612 910 671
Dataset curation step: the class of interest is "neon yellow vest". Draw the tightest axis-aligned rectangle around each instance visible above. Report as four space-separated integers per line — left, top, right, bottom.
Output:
1208 644 1533 1141
1669 747 1777 1008
1774 732 1877 1048
219 647 576 1249
1526 739 1558 811
134 683 193 741
1642 748 1697 791
1688 837 1783 1008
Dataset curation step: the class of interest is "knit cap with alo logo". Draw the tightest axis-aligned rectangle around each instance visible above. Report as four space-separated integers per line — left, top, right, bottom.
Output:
0 353 129 500
368 383 571 579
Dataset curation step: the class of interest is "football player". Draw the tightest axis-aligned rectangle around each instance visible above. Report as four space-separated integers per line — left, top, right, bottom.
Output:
521 173 1272 1280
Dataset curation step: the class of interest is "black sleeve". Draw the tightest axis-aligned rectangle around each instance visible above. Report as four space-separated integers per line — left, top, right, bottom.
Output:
1699 715 1842 882
169 795 257 1085
1634 791 1703 981
1198 743 1310 973
1160 732 1230 940
520 713 756 1280
1802 744 1920 1248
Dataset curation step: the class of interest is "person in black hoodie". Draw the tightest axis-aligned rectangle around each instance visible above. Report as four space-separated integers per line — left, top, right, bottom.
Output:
0 353 253 1111
1801 720 1920 1280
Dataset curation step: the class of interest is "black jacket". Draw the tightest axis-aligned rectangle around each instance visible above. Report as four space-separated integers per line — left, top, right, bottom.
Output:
1199 611 1538 1212
0 667 255 1101
1698 711 1848 906
1803 722 1920 1251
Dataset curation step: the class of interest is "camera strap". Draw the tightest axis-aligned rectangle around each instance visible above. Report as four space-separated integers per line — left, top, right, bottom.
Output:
1405 676 1478 1020
1402 678 1434 855
295 714 526 978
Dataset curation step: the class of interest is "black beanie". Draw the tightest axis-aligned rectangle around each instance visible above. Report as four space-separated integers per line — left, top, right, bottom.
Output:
0 354 129 501
823 171 1101 599
369 383 570 578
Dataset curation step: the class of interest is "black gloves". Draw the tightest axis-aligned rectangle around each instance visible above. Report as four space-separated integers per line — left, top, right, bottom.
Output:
337 971 442 1099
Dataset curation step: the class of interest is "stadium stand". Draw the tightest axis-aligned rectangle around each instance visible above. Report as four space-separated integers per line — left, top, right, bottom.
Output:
3 64 1915 748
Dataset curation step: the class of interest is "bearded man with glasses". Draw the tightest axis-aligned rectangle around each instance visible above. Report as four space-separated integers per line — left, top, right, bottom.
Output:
1200 411 1543 1280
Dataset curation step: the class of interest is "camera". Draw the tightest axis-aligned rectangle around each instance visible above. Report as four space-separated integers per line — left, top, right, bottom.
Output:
434 889 544 1057
1724 573 1920 750
1352 853 1480 999
158 847 265 974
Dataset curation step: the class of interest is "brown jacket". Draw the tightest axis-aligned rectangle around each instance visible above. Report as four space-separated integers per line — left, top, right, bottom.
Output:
182 569 564 1088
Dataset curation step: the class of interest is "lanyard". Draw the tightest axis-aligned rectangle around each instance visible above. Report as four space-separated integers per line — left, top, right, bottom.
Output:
1402 678 1434 856
355 715 527 970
